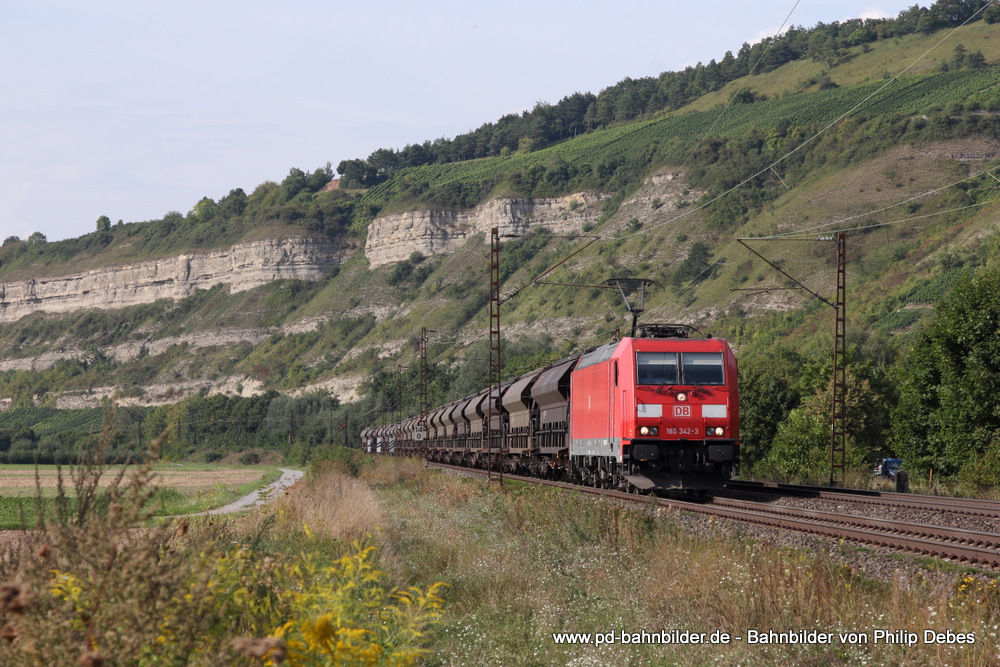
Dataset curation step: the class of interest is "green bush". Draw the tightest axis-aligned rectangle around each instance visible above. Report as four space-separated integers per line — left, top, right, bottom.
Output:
239 451 261 465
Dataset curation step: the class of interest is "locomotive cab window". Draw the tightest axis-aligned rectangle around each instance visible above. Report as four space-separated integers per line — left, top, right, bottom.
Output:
682 352 725 385
636 352 678 385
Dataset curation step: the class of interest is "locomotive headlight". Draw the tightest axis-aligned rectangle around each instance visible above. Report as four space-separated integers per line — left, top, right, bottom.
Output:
710 427 725 436
639 426 659 436
676 392 688 402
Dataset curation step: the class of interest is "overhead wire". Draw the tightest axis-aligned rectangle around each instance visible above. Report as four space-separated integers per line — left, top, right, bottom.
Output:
359 5 1000 423
475 0 823 311
608 2 997 244
486 1 812 294
812 197 1000 236
757 164 1000 239
674 0 804 176
414 4 1000 344
618 4 1000 313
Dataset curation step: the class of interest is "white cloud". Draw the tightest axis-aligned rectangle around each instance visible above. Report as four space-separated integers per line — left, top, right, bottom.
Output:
752 24 791 45
858 8 894 20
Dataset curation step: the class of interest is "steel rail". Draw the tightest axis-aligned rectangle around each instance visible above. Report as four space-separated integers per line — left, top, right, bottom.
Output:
726 480 1000 518
428 463 1000 569
708 497 1000 550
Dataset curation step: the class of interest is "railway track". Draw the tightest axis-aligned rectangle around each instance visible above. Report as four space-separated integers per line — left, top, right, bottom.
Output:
726 480 1000 518
429 463 1000 569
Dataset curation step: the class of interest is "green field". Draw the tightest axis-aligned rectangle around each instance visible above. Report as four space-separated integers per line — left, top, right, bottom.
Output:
0 463 283 528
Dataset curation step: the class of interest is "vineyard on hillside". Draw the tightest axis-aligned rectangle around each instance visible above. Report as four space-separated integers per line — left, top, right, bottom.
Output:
360 66 1000 214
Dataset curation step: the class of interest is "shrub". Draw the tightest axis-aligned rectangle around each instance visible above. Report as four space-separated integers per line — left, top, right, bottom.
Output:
0 431 238 664
240 451 262 465
251 540 446 666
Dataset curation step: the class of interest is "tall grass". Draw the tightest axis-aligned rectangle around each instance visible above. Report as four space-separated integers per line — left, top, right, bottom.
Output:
3 433 994 665
272 458 384 541
369 459 1000 666
0 432 444 665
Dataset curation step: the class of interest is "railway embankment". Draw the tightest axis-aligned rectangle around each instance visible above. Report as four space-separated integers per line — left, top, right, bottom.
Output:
375 457 1000 665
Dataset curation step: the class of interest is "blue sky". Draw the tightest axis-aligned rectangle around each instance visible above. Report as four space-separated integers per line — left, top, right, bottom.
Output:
1 1 916 243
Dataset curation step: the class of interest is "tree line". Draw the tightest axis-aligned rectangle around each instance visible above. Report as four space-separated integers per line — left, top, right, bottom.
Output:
337 0 1000 189
0 164 350 281
5 255 1000 489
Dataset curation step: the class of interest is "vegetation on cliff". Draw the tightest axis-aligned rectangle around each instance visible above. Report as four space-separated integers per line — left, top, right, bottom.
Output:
335 1 1000 189
0 165 351 282
3 2 1000 487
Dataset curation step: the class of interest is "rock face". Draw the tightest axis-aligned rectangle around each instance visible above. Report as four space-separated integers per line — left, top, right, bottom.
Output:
0 193 610 323
0 236 341 323
364 192 607 267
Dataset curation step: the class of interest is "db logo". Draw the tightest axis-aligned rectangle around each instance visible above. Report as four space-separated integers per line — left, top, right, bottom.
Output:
673 405 692 418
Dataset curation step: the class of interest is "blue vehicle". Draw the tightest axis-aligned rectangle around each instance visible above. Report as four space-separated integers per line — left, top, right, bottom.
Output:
874 458 903 479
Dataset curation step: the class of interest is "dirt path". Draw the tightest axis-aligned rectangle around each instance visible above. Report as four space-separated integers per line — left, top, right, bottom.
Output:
193 468 304 515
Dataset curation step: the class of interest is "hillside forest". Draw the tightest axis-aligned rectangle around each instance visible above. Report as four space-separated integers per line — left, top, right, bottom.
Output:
3 0 1000 489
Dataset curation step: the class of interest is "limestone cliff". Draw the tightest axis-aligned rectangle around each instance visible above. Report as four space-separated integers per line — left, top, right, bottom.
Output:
364 192 607 267
0 192 612 324
0 236 342 323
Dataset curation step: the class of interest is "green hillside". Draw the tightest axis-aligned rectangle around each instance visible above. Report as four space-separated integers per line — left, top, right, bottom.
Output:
364 66 1000 215
3 7 1000 486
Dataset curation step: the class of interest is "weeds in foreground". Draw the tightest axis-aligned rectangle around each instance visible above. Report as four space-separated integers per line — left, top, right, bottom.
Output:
0 427 445 665
0 424 235 664
265 538 446 666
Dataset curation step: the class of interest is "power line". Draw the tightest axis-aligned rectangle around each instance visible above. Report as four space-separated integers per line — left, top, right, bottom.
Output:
675 0 804 176
499 235 601 304
762 166 1000 239
456 7 999 325
608 3 996 244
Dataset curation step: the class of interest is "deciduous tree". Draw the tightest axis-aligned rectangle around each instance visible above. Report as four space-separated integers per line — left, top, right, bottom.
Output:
892 268 1000 481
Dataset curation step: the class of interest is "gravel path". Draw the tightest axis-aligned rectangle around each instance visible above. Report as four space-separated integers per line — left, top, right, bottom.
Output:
193 468 304 515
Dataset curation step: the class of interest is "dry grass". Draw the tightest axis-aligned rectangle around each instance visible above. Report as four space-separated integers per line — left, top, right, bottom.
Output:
359 455 428 490
642 535 998 665
365 458 1000 666
271 459 384 541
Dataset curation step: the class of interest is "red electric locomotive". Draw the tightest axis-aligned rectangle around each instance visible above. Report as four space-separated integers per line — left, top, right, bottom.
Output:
364 324 739 492
569 324 739 490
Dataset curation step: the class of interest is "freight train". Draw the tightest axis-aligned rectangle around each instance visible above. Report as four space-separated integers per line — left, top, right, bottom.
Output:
361 324 739 491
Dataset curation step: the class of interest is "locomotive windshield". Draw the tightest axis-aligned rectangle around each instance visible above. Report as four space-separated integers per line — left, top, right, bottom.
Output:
636 352 678 385
682 352 725 385
636 351 725 386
